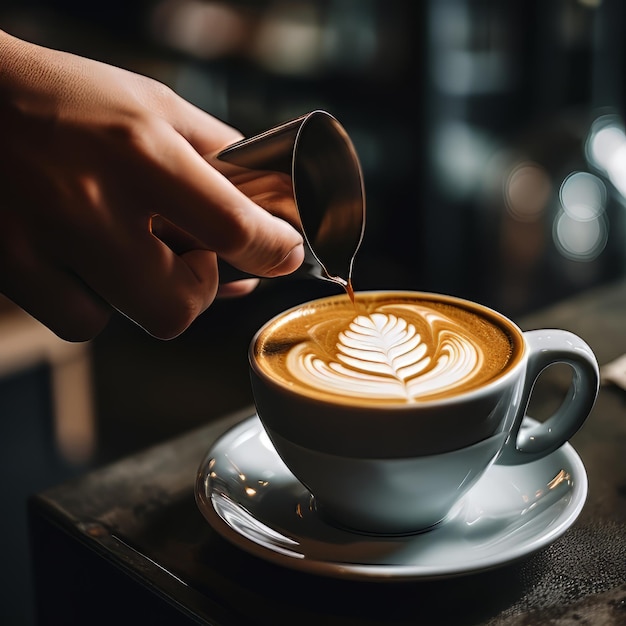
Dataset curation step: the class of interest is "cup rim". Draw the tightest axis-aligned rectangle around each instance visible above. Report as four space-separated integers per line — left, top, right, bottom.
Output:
249 290 527 410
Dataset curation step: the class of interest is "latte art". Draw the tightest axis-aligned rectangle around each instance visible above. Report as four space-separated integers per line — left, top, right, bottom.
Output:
289 311 483 401
253 292 517 404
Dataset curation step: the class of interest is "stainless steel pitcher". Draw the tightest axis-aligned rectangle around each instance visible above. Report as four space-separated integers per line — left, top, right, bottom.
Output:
213 110 365 290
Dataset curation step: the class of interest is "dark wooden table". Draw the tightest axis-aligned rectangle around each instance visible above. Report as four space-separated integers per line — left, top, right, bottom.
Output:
29 281 626 625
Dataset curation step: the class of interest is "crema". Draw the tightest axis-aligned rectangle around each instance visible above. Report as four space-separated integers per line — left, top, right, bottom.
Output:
253 292 519 404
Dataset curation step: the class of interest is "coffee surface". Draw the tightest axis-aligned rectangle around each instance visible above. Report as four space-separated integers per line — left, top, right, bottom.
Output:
253 292 520 404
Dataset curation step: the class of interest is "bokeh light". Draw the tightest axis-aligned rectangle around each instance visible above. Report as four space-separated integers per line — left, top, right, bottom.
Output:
586 113 626 200
504 161 552 222
553 171 608 261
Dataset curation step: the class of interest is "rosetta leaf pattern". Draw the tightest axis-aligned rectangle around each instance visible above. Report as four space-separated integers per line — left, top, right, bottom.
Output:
289 312 482 401
336 314 430 387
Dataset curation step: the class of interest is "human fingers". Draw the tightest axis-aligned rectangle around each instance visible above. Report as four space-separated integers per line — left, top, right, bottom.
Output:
143 91 305 277
0 255 112 342
68 220 221 339
217 278 260 298
217 167 300 229
139 122 305 278
0 194 113 341
151 215 261 295
150 85 245 157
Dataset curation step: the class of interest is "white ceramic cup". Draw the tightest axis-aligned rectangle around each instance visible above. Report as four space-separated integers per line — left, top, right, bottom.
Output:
249 291 599 535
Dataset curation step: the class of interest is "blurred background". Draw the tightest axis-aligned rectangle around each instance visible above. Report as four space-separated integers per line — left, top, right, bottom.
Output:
1 0 625 623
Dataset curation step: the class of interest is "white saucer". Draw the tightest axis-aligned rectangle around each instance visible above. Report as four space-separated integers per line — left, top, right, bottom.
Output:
195 415 587 581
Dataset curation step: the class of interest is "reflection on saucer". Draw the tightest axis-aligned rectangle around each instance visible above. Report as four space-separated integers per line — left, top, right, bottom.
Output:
212 492 304 559
195 415 587 581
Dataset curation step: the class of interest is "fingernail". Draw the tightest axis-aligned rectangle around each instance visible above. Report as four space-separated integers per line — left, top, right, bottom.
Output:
266 243 305 277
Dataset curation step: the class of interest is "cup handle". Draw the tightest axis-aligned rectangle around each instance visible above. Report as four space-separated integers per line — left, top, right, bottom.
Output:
497 329 599 466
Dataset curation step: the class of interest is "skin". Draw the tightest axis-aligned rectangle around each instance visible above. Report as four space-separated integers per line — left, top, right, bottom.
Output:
0 29 304 342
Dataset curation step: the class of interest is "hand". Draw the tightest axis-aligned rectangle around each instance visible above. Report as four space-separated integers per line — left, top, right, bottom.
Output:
0 30 304 341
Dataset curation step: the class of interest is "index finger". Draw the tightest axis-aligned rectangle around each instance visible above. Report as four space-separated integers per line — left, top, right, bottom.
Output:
143 121 305 277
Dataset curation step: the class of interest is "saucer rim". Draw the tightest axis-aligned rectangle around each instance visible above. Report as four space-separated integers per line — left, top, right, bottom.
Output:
195 414 588 581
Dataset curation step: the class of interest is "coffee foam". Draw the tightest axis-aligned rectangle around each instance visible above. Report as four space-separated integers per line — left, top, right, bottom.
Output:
254 293 518 404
